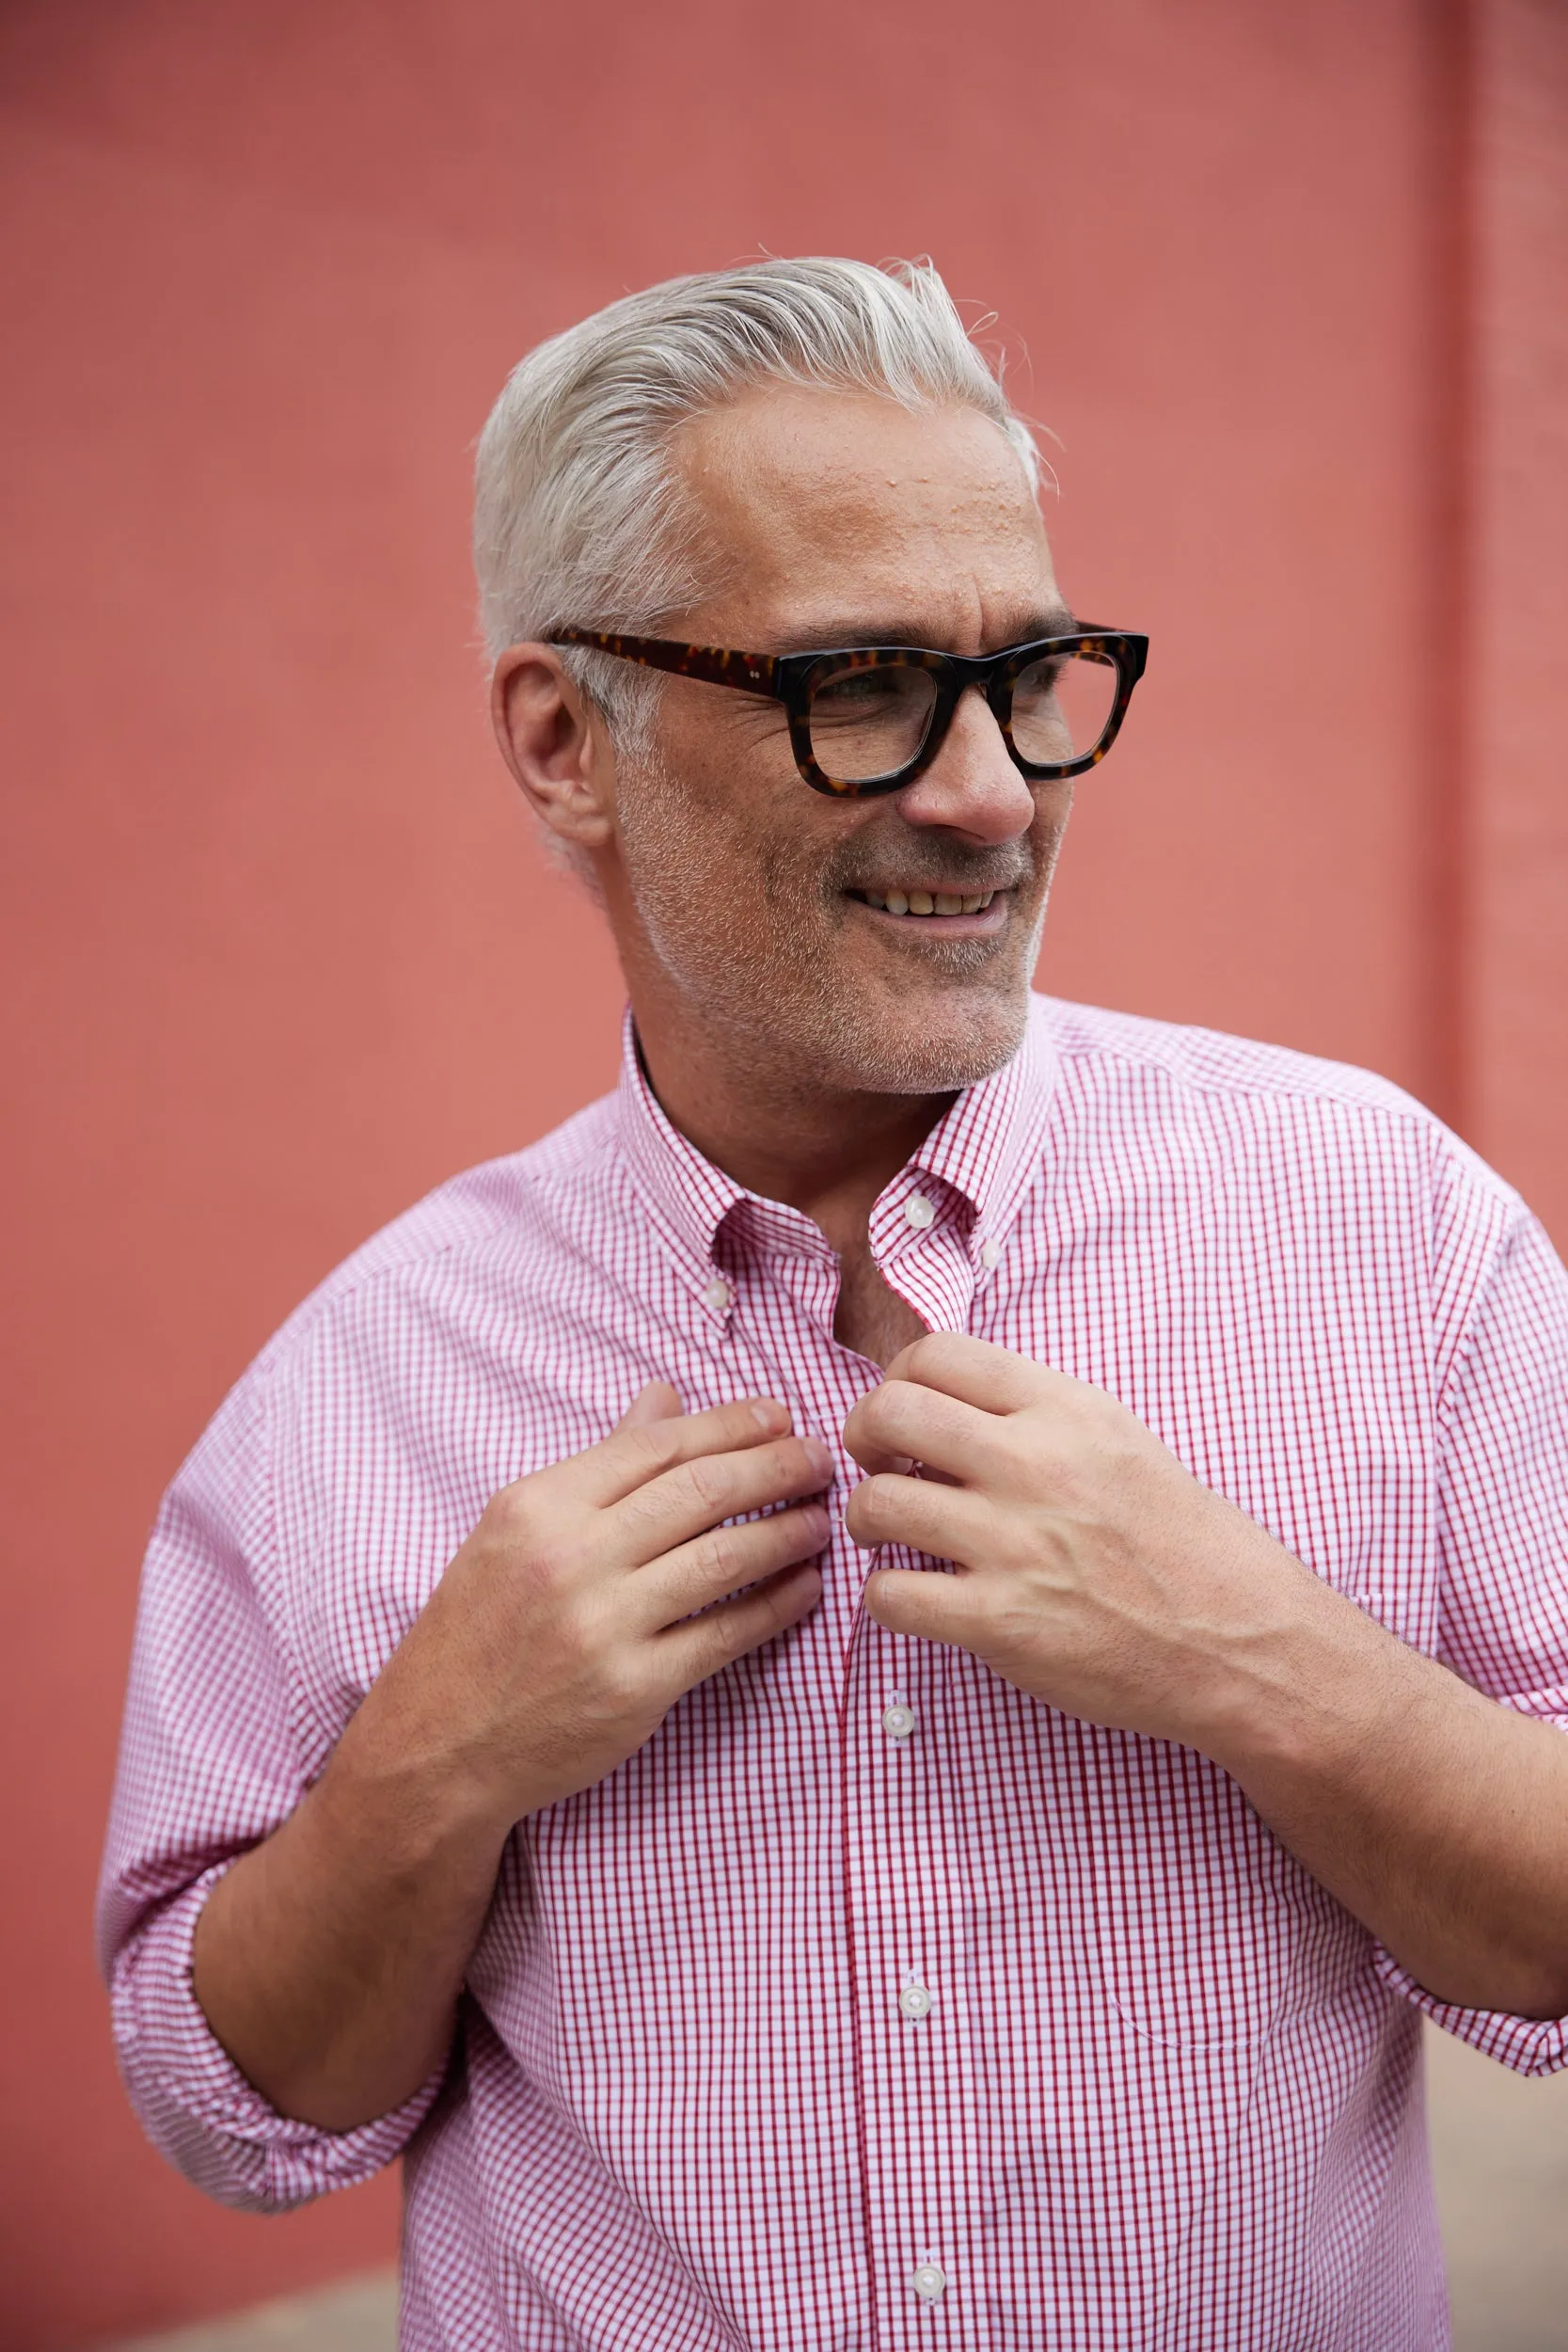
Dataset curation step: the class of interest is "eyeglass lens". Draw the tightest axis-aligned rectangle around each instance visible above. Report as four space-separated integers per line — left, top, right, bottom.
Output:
805 651 1120 783
806 665 938 783
1007 649 1119 769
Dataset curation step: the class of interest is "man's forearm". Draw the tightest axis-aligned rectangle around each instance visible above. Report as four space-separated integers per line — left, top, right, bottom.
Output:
192 1695 514 2134
1208 1583 1568 2020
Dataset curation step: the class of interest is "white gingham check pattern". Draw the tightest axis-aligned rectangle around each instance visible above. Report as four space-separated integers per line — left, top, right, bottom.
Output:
100 994 1568 2351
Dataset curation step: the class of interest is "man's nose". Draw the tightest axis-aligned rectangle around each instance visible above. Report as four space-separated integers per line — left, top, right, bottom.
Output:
895 686 1037 845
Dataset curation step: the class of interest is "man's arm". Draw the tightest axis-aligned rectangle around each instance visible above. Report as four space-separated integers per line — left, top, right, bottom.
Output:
193 1386 831 2132
843 1334 1568 2021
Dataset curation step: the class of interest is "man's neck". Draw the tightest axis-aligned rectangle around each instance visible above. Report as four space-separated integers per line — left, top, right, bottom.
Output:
633 1013 952 1264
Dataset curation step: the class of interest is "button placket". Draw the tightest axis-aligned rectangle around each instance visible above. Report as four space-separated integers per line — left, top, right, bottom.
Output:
846 1633 977 2335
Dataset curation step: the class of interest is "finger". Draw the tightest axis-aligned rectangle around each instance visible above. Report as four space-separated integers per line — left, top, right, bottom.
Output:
844 1469 993 1564
610 1431 835 1563
880 1331 1046 1416
637 1501 832 1632
660 1559 824 1689
562 1395 798 1509
615 1381 684 1432
863 1565 974 1646
843 1377 1003 1483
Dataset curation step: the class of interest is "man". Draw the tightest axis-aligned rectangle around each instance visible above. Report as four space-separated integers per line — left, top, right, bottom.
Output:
101 258 1568 2351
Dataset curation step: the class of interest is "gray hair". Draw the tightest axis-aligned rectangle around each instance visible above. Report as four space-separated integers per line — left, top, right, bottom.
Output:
472 256 1040 751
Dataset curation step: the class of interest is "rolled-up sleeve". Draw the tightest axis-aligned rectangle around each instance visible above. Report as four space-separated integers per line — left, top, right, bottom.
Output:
96 1364 443 2209
1373 1189 1568 2076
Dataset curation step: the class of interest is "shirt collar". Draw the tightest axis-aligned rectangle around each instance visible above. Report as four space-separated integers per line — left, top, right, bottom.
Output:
905 998 1057 1251
611 999 1058 1294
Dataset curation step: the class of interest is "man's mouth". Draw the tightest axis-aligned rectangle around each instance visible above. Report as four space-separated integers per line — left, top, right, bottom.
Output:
847 887 1001 919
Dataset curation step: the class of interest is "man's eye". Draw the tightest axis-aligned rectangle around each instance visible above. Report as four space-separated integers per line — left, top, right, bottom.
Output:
812 668 927 721
816 672 905 709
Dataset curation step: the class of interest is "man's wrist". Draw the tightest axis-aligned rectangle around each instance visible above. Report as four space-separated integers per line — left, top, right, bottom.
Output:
329 1668 526 1872
1190 1551 1409 1788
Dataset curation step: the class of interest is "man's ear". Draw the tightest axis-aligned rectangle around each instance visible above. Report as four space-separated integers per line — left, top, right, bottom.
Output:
490 644 616 851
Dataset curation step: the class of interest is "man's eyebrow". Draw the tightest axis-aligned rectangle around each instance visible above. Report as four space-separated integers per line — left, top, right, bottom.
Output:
755 606 1081 656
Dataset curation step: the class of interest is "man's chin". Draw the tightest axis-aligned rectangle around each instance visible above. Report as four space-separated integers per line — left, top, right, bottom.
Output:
812 966 1033 1097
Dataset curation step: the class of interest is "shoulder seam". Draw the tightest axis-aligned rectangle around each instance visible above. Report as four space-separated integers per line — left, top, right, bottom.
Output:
1050 1031 1431 1123
1037 999 1438 1128
248 1166 550 1377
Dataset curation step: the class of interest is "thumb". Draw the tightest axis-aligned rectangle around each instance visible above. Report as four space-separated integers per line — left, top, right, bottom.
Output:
616 1380 685 1432
863 1565 967 1645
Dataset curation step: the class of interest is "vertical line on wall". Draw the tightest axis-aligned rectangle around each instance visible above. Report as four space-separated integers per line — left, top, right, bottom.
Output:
1422 0 1475 1132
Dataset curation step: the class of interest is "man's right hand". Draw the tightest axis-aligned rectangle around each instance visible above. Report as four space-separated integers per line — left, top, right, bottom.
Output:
377 1382 832 1822
191 1384 830 2132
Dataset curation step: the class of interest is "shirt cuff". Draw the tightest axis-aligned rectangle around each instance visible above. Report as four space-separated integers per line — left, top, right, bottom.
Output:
111 1862 446 2211
1374 1944 1568 2077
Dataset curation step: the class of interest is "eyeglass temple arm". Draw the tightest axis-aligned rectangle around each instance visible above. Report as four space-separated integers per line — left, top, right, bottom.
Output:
548 629 782 698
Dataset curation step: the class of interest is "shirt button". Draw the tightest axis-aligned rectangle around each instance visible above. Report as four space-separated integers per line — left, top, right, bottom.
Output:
703 1278 732 1312
903 1192 936 1230
979 1238 1001 1269
910 2262 946 2303
898 1981 933 2021
881 1702 916 1740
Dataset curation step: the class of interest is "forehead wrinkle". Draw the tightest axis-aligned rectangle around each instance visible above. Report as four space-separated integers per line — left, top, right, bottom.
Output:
718 453 1037 575
676 387 1037 527
761 598 1077 659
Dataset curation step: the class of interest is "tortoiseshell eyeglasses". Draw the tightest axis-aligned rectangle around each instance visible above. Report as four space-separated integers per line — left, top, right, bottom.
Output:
549 627 1149 799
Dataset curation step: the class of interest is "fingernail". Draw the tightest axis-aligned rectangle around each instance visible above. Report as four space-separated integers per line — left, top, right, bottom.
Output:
750 1400 787 1430
803 1437 835 1477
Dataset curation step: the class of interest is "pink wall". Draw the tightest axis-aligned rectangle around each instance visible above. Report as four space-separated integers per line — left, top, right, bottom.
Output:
1 2 1562 2343
1468 2 1568 1222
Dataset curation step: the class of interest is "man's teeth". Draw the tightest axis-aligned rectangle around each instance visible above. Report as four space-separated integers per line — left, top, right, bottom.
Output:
860 889 996 916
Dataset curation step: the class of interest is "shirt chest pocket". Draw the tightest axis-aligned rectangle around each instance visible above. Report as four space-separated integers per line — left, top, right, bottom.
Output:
1085 1733 1364 2052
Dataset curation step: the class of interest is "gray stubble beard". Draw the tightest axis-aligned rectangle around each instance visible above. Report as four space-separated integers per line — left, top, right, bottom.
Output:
617 747 1060 1099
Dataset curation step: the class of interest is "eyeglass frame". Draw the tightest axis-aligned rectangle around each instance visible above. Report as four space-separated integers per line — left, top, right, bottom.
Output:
546 626 1150 798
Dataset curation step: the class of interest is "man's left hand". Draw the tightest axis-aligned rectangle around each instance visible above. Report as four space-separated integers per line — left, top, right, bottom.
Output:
842 1332 1326 1751
845 1331 1568 2018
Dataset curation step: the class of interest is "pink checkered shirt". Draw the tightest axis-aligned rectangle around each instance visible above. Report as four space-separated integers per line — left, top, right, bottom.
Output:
100 995 1568 2350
